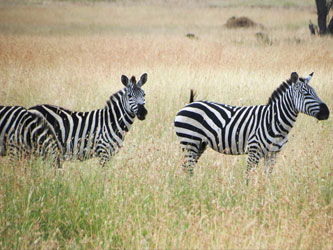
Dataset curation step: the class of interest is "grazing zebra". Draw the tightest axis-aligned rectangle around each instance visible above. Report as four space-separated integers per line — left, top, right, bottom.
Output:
0 105 61 166
28 73 148 166
174 72 329 176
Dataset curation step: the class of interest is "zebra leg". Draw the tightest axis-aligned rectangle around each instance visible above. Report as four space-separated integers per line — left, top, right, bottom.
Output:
49 142 63 169
8 133 27 164
8 142 20 165
49 150 62 169
181 140 207 176
97 146 111 167
264 152 277 174
99 157 108 168
245 145 262 180
181 151 197 176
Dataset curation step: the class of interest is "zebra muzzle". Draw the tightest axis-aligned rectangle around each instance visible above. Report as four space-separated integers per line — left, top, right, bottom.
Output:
316 103 329 120
137 104 147 120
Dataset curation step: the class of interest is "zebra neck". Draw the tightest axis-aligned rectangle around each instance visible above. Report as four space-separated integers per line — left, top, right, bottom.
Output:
105 89 135 132
268 91 298 136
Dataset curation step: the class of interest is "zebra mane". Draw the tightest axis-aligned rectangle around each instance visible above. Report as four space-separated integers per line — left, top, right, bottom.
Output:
267 79 292 105
106 88 126 108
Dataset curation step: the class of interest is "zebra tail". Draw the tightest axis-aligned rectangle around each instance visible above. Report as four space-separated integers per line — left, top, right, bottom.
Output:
189 89 196 103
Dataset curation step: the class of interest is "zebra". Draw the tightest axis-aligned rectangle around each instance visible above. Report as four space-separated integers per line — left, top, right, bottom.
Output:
0 105 61 166
174 72 329 176
28 73 148 167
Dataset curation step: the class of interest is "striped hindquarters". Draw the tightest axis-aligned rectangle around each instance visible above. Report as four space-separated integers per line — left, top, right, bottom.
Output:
0 105 61 166
10 112 61 166
1 106 28 156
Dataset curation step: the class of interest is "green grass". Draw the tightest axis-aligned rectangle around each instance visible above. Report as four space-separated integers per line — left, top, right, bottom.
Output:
1 156 332 248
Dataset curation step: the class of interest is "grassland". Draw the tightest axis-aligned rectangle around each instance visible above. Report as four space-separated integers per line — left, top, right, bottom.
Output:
0 0 332 249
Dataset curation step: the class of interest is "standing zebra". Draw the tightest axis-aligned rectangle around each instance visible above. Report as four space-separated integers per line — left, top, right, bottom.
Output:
0 105 61 166
174 72 329 176
29 73 148 166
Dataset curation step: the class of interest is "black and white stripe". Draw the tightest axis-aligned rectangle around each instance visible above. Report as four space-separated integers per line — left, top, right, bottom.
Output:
174 72 329 175
28 73 148 166
0 105 61 166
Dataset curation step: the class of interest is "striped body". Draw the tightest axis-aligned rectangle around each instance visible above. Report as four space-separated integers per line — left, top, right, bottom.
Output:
29 90 132 164
29 73 148 166
175 72 329 175
0 105 61 166
175 102 287 155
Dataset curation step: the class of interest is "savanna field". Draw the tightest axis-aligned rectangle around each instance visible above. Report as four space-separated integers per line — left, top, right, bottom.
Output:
0 0 332 248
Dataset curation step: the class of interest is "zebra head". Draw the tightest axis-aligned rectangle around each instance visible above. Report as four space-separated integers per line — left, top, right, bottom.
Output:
291 72 329 120
121 73 148 120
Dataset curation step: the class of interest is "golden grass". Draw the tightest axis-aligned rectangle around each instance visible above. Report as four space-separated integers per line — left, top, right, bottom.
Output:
0 1 332 249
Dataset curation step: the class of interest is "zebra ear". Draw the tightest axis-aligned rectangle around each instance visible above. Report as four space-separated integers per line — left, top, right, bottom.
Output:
137 73 148 87
305 72 314 84
290 72 298 84
121 75 129 86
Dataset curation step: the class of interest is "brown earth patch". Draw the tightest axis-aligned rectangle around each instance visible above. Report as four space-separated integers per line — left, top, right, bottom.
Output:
225 16 264 29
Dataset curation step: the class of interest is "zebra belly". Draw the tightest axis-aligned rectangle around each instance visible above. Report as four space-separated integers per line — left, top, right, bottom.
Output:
65 134 98 161
216 135 249 155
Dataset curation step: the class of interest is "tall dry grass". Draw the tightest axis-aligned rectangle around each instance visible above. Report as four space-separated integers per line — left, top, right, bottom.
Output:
0 1 332 249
